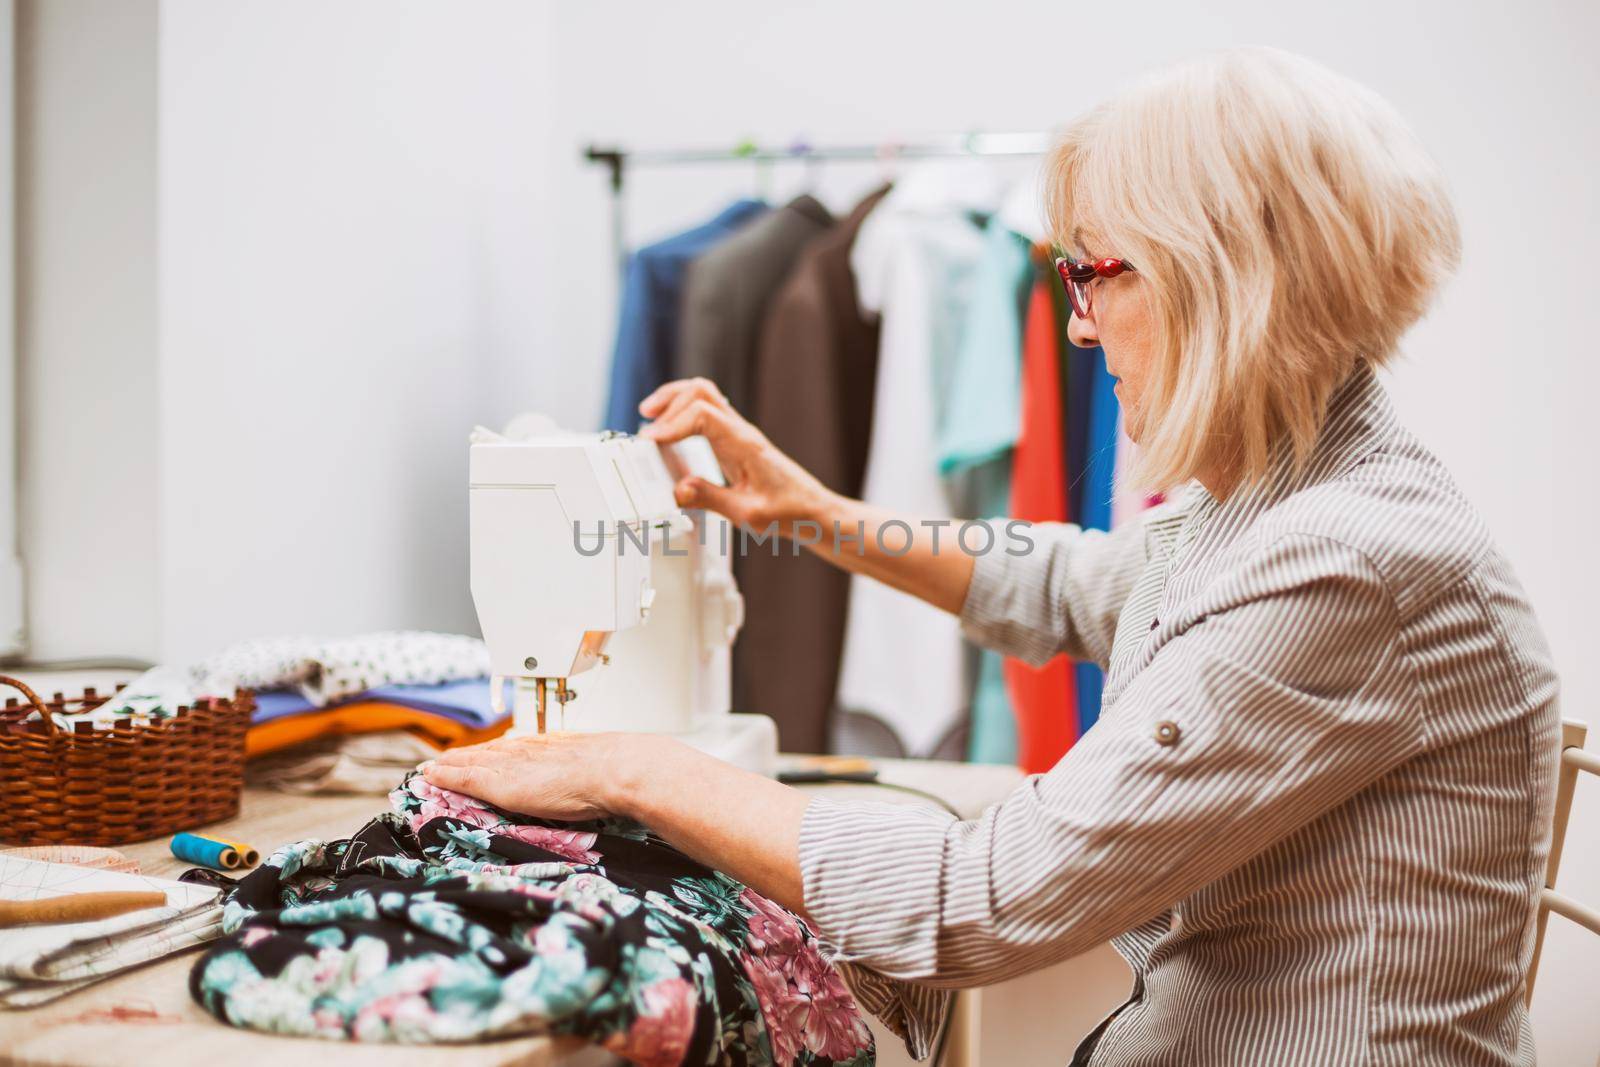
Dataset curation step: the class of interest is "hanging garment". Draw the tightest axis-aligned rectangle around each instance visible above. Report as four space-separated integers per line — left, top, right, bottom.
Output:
677 195 834 417
602 199 769 433
938 218 1034 764
733 187 890 753
936 222 1028 476
1003 269 1078 774
1078 353 1119 532
834 164 999 758
1049 272 1114 746
1072 347 1120 734
189 774 874 1066
1055 290 1092 527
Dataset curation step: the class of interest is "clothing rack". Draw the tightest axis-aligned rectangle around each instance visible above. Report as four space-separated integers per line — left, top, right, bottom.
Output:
582 132 1053 275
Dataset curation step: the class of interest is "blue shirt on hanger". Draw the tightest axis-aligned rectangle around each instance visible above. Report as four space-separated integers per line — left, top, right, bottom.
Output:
601 199 768 432
1073 346 1120 734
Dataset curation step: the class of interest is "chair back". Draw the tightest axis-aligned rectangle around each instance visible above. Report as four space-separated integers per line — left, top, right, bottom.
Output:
1526 719 1598 1005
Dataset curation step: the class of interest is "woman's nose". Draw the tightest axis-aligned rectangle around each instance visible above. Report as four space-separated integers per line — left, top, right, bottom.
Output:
1067 310 1099 349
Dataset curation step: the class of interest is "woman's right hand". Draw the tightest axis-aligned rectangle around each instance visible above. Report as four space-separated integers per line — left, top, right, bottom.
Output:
640 377 976 614
638 378 836 537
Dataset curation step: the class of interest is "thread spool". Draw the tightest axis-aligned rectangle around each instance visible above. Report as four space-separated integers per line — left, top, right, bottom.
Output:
171 832 244 871
202 835 260 867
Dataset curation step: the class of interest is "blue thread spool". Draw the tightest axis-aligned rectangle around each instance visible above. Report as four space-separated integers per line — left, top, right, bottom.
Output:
170 832 242 870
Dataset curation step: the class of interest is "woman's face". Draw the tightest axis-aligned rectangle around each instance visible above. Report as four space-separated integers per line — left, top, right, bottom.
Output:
1065 239 1156 442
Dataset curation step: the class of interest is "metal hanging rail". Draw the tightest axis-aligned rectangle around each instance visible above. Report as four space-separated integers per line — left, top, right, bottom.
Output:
582 132 1053 273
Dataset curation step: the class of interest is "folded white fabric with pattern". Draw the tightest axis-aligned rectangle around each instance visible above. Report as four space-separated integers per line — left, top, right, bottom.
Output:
0 857 222 1007
73 630 491 726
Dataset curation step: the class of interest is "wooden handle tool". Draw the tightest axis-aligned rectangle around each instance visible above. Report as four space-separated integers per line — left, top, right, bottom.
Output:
0 891 169 927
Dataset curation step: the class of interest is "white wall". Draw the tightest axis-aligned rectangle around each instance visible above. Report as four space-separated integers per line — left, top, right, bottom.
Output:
535 2 1600 1060
0 0 21 655
17 0 555 662
155 0 554 659
16 0 162 662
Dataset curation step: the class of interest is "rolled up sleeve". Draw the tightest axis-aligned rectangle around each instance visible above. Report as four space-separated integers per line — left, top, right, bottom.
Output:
799 797 956 1059
801 533 1423 1058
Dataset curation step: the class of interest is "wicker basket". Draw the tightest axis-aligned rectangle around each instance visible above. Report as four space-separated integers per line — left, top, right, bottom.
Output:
0 675 252 846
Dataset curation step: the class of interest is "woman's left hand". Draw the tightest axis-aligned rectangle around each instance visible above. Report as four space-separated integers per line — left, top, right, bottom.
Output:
421 732 670 821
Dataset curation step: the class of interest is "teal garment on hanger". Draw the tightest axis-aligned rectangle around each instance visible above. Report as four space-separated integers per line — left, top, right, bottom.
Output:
937 222 1029 478
938 220 1034 764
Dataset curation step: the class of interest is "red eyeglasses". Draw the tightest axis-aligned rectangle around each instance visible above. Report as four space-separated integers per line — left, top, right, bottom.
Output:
1055 256 1135 320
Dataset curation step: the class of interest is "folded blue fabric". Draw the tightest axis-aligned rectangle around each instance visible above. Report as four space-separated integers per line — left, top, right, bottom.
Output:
362 678 499 725
250 690 317 723
248 678 500 727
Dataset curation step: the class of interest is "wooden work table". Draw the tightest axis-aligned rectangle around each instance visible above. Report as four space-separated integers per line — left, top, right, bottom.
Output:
0 760 1042 1067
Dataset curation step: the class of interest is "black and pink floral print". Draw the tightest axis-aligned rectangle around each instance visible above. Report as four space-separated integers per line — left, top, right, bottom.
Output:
188 774 874 1066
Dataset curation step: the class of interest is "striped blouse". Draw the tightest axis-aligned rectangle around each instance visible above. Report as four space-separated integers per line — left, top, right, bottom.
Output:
798 361 1560 1065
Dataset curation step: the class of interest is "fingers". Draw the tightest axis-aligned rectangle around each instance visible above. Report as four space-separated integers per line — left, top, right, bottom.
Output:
673 476 738 515
641 397 742 449
423 761 495 802
429 732 583 769
421 733 608 819
654 379 730 429
431 739 518 766
637 379 688 419
641 379 740 446
430 744 483 766
639 377 728 421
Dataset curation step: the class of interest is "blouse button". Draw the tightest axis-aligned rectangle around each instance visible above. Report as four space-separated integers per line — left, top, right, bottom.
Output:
1149 617 1159 632
1154 721 1181 746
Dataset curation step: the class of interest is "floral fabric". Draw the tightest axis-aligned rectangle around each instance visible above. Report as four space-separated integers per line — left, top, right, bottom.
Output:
188 774 874 1066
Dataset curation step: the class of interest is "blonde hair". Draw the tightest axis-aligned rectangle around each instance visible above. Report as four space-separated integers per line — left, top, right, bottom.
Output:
1045 47 1461 491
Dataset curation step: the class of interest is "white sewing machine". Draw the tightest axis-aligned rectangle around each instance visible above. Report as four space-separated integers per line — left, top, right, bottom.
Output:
468 417 778 775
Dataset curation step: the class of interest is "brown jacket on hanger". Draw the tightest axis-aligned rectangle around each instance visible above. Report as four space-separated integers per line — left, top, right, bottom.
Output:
734 186 891 751
676 194 833 416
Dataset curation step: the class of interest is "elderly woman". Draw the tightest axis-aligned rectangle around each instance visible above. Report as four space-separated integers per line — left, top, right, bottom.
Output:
429 48 1559 1065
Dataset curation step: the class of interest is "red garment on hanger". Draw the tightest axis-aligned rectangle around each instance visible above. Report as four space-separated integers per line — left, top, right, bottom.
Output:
1003 273 1079 774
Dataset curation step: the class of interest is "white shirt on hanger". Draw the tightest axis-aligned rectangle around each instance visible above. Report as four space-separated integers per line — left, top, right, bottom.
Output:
835 162 1001 757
